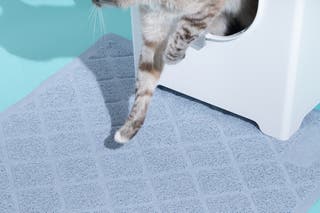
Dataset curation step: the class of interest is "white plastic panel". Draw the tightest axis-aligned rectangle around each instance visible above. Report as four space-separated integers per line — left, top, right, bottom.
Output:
131 0 320 140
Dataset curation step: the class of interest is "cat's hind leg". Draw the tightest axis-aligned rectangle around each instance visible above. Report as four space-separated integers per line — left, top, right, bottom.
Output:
114 7 172 143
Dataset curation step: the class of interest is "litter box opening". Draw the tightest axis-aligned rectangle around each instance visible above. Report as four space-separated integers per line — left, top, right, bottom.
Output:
206 0 259 42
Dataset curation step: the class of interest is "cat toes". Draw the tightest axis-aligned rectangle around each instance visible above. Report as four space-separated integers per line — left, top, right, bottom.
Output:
164 51 186 65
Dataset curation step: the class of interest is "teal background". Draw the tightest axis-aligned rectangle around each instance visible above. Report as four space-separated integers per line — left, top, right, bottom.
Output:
310 201 320 213
0 0 131 112
0 1 319 211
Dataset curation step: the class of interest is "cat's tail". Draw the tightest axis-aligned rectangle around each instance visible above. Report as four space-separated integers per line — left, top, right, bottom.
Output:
114 69 160 143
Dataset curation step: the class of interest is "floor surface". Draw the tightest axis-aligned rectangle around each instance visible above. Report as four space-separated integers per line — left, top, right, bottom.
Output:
0 34 319 213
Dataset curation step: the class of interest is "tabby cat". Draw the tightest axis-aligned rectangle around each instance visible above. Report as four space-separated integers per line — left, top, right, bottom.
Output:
92 0 258 143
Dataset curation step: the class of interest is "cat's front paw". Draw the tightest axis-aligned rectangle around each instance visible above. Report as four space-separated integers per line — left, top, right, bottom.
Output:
164 50 186 65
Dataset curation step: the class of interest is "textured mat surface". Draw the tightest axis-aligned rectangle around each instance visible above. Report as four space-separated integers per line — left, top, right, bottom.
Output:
0 34 320 213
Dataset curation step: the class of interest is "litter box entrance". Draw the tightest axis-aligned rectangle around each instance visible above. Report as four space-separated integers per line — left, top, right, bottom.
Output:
206 0 259 42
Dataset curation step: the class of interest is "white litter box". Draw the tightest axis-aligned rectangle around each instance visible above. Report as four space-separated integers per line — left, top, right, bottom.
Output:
131 0 320 140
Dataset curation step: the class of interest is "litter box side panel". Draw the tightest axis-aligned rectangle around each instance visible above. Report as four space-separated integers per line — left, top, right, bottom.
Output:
130 0 304 140
159 0 303 140
289 0 320 131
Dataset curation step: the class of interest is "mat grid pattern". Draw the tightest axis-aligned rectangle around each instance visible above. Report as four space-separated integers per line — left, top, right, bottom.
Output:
0 34 319 213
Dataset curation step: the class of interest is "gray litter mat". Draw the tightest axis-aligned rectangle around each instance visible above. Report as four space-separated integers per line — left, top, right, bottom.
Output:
0 34 319 213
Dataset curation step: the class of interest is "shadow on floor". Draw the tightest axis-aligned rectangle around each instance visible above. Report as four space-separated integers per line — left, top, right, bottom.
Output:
79 34 135 150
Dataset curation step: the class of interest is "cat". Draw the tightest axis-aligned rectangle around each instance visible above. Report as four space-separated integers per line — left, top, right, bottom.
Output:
92 0 258 143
